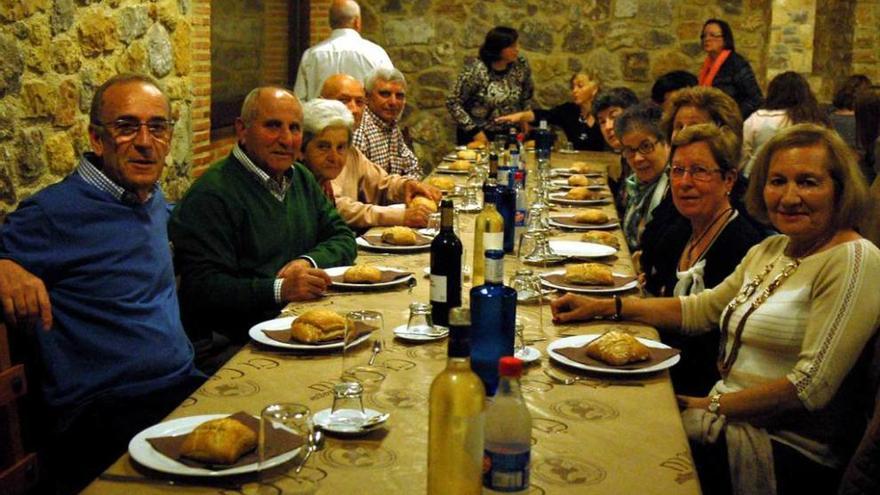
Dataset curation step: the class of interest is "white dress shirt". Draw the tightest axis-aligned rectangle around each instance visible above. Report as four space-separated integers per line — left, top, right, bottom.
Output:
294 28 393 101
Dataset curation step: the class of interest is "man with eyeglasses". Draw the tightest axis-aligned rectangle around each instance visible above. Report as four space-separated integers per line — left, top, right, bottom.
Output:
169 87 356 360
0 73 204 493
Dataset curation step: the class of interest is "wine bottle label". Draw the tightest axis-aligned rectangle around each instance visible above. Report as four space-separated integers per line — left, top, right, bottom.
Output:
484 232 503 251
430 274 448 302
483 448 530 491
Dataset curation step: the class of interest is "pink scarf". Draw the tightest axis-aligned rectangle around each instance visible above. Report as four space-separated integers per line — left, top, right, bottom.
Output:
698 50 732 86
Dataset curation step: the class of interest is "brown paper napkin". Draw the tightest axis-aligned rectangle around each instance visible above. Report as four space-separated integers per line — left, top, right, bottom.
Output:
555 343 681 371
262 320 377 345
550 216 619 229
542 273 636 291
329 269 413 285
145 411 304 470
362 232 432 247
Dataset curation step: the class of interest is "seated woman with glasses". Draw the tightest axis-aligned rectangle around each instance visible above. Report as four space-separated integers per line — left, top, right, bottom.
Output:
640 123 765 395
552 124 880 495
615 102 675 252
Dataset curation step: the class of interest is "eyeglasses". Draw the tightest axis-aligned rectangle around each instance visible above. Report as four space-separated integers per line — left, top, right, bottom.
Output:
621 139 658 159
669 165 723 182
700 32 724 40
94 118 175 142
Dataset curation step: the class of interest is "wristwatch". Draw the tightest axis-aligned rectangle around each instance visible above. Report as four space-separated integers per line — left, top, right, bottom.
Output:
707 393 723 414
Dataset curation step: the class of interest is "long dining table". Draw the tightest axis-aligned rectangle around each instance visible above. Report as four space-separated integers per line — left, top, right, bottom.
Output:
84 149 701 495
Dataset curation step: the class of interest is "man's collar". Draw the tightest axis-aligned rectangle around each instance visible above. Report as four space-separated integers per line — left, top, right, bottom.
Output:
232 144 293 201
329 28 360 39
365 107 397 129
77 152 155 205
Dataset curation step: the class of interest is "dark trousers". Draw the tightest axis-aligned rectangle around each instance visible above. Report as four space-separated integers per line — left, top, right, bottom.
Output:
691 433 842 494
45 375 205 494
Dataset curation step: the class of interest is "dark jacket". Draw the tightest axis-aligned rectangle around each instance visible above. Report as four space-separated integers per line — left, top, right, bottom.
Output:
711 51 763 120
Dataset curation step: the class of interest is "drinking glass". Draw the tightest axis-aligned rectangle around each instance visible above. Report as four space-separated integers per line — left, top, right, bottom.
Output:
407 302 434 335
344 310 386 387
514 319 526 356
329 381 367 427
427 212 441 236
259 403 312 471
343 310 383 382
517 231 542 266
562 141 575 153
510 269 542 303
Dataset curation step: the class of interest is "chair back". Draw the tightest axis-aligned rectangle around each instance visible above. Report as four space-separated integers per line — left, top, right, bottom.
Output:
0 322 40 495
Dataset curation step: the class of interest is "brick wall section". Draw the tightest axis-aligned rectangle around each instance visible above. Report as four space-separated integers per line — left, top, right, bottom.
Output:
190 0 219 174
263 0 290 86
310 0 332 46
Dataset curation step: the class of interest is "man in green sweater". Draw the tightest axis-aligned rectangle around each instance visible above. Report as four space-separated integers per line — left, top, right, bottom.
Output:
170 87 357 369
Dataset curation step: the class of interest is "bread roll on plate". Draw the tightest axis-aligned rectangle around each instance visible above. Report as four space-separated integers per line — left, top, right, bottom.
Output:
563 263 614 286
381 226 419 245
574 209 609 224
585 331 651 366
426 176 455 191
565 187 601 200
180 417 257 465
570 162 595 174
568 174 590 186
290 309 347 343
466 141 486 150
343 264 382 283
409 195 439 213
581 231 620 249
457 150 477 160
449 160 473 171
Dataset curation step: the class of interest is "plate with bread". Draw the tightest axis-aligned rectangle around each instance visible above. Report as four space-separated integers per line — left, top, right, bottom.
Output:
550 176 606 189
129 413 303 476
248 311 374 350
356 227 433 252
547 240 617 259
435 160 474 174
549 212 619 230
540 263 638 294
549 189 610 206
443 149 479 161
325 265 414 289
547 331 680 374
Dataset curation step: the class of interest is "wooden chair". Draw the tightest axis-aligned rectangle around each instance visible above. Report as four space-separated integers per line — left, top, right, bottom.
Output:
0 321 40 495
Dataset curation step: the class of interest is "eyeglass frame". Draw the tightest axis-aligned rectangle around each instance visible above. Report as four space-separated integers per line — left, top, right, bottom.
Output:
700 32 724 40
92 118 176 142
668 164 726 182
620 138 659 160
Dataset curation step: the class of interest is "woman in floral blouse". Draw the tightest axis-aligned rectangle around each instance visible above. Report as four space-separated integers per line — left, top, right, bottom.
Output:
446 26 534 145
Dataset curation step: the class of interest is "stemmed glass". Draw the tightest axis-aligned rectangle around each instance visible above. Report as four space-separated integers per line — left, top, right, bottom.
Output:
343 310 384 383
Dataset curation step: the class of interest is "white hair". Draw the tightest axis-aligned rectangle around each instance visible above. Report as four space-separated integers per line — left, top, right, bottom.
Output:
301 98 355 148
365 66 406 93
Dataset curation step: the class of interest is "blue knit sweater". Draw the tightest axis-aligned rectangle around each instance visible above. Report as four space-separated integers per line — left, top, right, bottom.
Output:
0 172 197 409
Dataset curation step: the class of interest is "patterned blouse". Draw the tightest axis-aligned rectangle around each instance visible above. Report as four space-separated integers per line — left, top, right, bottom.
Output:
446 55 534 136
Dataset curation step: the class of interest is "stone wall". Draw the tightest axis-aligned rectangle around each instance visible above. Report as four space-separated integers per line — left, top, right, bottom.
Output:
345 0 774 166
0 0 194 218
852 0 880 82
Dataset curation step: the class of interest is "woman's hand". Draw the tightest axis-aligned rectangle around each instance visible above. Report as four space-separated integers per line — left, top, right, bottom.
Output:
495 111 528 125
550 293 609 323
676 395 709 411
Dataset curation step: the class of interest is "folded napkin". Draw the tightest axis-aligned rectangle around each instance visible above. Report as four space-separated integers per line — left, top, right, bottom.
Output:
146 411 304 470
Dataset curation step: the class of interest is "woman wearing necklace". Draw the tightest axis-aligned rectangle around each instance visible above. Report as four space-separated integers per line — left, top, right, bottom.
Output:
494 70 607 151
641 123 765 397
552 124 880 495
446 26 534 145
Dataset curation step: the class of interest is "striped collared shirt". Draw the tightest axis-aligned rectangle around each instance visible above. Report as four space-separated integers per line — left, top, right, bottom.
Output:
233 144 292 202
351 107 421 178
76 153 155 204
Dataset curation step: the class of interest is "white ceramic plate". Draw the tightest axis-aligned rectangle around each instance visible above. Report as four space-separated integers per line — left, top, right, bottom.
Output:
549 192 609 206
549 179 605 190
547 335 680 374
128 414 301 477
324 266 414 289
515 346 541 364
434 165 472 175
356 236 432 252
539 270 639 294
392 323 449 342
548 240 617 258
248 316 372 350
313 408 389 435
558 149 580 155
548 215 619 230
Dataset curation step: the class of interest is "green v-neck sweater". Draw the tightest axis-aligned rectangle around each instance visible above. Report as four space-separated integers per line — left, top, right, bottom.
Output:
169 154 356 343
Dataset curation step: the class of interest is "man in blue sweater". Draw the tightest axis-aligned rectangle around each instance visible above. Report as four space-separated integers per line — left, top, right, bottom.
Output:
0 74 203 494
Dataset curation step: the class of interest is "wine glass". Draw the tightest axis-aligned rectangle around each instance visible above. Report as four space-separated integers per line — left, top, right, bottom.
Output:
343 310 383 383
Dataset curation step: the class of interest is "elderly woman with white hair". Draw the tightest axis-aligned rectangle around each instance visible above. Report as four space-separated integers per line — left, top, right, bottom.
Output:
301 98 441 230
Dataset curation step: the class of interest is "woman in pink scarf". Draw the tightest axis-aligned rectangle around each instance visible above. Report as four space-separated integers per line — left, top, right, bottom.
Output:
698 19 763 120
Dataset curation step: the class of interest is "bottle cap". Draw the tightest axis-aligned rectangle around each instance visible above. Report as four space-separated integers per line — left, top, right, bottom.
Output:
498 356 523 377
485 249 504 260
514 170 524 181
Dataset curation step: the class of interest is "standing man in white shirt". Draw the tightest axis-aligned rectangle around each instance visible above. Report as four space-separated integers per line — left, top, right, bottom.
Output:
294 0 393 101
